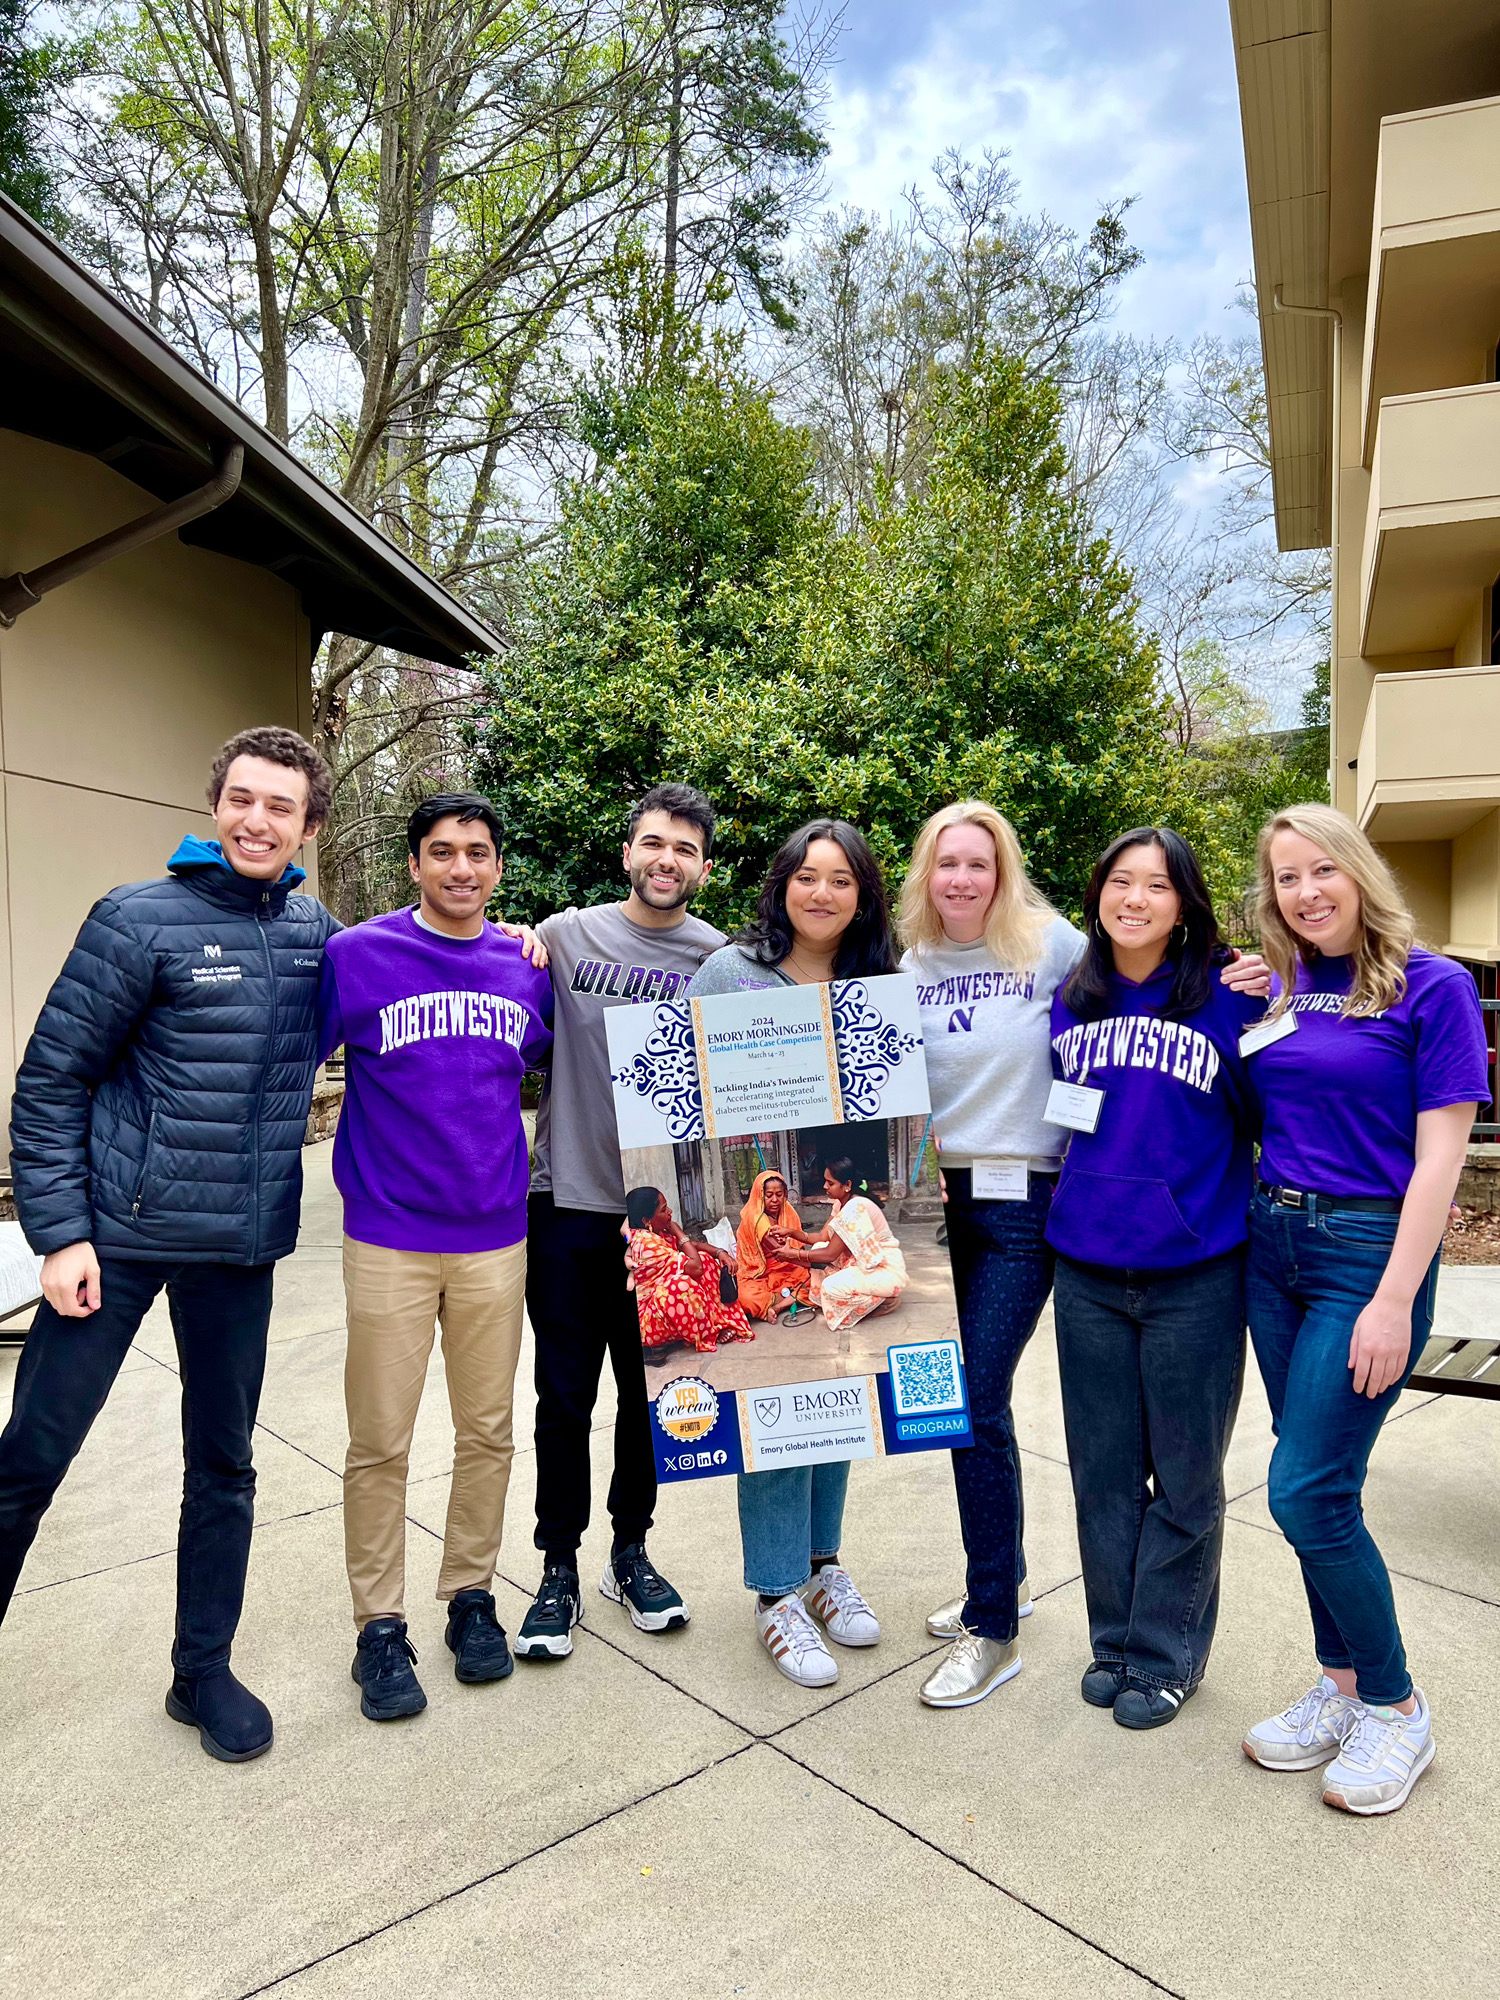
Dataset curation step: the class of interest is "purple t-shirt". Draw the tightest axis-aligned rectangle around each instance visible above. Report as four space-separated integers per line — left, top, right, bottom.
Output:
1046 961 1261 1271
317 910 553 1252
1253 948 1490 1201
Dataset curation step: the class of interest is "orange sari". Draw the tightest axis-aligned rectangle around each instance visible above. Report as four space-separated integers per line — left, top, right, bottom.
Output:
735 1169 813 1321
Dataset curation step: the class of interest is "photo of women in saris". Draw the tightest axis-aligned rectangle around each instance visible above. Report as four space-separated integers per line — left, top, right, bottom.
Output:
735 1171 816 1325
624 1186 754 1354
768 1159 908 1332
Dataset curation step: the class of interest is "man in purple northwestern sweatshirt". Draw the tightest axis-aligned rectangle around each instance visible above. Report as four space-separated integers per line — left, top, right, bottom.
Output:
316 794 552 1723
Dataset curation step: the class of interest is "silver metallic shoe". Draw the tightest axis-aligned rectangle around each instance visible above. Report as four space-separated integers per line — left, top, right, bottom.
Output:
925 1581 1033 1640
920 1630 1023 1708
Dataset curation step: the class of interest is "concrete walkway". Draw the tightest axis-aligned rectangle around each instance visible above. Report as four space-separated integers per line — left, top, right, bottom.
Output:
3 1144 1498 1999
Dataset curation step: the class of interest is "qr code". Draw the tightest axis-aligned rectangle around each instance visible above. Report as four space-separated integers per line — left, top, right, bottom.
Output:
888 1340 964 1416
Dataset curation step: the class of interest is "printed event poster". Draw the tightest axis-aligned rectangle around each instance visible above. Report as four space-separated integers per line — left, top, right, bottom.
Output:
604 974 973 1482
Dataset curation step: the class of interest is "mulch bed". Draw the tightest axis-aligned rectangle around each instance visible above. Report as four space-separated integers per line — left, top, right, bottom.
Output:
1442 1205 1500 1265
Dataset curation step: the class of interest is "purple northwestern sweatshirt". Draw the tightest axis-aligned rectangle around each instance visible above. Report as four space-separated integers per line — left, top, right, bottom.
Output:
317 910 553 1253
1045 959 1261 1271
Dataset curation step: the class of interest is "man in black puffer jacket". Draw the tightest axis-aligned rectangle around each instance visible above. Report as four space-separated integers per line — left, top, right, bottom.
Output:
0 726 339 1762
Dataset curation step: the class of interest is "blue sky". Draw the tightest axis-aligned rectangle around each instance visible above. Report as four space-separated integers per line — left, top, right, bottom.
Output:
815 0 1253 350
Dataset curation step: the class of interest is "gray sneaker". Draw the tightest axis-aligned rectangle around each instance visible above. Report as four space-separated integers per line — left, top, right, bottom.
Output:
925 1581 1033 1640
1243 1677 1362 1770
919 1632 1022 1709
1321 1693 1435 1815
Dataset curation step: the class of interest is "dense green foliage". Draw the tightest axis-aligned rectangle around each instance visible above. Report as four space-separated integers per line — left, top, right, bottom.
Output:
474 348 1215 929
0 0 68 227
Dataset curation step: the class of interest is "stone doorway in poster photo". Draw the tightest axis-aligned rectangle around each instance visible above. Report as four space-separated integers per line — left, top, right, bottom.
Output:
619 1115 956 1401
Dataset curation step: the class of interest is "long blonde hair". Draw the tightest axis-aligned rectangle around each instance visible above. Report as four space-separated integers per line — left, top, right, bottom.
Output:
1256 802 1417 1019
900 801 1056 970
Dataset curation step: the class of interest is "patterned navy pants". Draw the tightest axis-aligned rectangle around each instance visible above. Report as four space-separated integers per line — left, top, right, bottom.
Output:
942 1169 1056 1642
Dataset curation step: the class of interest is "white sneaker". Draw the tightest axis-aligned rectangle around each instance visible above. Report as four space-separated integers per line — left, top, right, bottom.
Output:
756 1594 838 1687
1321 1691 1435 1815
1242 1676 1363 1770
803 1564 880 1647
927 1581 1033 1640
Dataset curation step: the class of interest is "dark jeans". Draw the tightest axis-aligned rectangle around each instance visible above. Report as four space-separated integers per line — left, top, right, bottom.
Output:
1246 1192 1436 1706
527 1194 655 1559
0 1257 274 1676
1053 1249 1246 1690
943 1169 1055 1642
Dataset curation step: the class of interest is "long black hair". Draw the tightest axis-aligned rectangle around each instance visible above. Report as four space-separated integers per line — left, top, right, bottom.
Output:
1061 826 1228 1021
737 819 897 977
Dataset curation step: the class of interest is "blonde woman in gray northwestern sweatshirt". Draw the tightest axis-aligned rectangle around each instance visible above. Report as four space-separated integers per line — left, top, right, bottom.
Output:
899 802 1084 1712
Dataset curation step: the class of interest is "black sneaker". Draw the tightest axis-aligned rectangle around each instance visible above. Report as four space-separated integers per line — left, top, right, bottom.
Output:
1114 1679 1198 1730
600 1542 690 1633
1081 1658 1127 1708
445 1588 514 1684
351 1616 427 1721
514 1563 582 1659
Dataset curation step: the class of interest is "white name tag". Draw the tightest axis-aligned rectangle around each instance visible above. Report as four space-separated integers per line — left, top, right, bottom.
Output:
1045 1080 1105 1133
1239 1013 1298 1058
971 1158 1029 1201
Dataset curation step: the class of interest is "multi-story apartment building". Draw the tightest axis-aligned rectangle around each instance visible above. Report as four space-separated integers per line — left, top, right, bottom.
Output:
1229 2 1500 970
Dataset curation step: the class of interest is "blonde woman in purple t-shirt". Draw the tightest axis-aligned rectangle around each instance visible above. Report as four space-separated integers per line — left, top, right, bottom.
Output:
1241 804 1488 1815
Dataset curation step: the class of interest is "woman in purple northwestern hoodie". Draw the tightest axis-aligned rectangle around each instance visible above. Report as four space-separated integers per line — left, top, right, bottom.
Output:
1239 805 1486 1818
1047 828 1263 1731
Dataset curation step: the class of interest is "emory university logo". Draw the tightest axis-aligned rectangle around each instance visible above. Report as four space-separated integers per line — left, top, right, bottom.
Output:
753 1396 781 1427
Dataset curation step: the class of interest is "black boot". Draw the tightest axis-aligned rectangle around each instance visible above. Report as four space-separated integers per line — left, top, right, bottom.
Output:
165 1666 273 1762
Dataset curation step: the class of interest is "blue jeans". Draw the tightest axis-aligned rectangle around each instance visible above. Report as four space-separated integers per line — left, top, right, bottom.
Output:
943 1169 1054 1641
1246 1192 1438 1705
738 1462 850 1597
1054 1250 1246 1690
0 1258 274 1676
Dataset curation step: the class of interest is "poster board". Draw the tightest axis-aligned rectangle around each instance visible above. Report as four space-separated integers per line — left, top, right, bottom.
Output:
604 974 972 1481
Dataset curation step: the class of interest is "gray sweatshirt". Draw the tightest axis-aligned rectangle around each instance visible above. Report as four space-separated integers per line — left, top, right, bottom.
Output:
685 943 793 996
901 918 1086 1169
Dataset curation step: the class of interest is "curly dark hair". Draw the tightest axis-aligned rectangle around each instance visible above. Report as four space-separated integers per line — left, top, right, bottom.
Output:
207 727 333 833
737 819 896 978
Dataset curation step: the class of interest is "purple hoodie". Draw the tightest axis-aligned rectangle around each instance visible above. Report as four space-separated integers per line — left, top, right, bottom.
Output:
1046 961 1261 1271
317 910 553 1253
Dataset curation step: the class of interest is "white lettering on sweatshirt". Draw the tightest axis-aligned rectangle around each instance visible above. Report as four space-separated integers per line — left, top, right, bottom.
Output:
378 989 531 1055
1053 1015 1220 1095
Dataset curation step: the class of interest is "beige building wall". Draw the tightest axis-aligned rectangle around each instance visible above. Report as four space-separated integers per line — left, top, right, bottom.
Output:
1333 92 1500 958
0 428 316 1138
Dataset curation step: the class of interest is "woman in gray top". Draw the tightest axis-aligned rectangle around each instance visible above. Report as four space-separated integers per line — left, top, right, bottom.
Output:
898 801 1085 1713
687 818 897 1689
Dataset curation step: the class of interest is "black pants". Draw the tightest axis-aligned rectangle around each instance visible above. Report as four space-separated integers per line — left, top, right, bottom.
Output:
0 1257 274 1675
527 1194 655 1559
1053 1249 1245 1692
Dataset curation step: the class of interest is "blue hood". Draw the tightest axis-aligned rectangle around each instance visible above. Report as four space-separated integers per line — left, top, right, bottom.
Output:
168 835 306 888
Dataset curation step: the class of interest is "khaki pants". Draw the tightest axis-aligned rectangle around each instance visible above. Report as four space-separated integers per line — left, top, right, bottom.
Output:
342 1236 527 1627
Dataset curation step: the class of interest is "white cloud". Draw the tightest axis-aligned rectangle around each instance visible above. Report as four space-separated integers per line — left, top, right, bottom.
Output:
815 8 1254 349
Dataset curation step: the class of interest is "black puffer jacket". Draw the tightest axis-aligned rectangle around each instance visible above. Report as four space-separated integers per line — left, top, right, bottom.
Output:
10 839 340 1264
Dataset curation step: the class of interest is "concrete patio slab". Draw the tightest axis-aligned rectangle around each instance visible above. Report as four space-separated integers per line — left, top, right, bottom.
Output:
469 1430 1088 1739
1228 1385 1500 1607
0 1508 749 2000
5 1143 1498 2000
6 1349 342 1593
272 1740 1161 2000
780 1513 1500 2000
